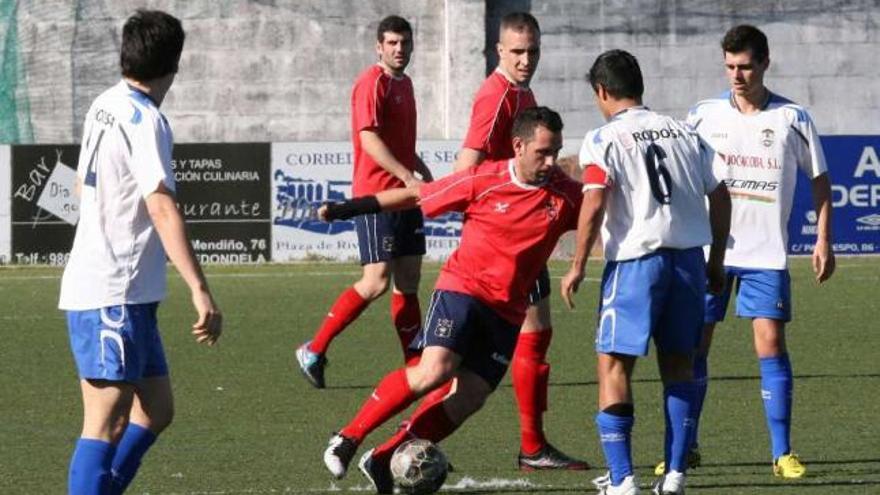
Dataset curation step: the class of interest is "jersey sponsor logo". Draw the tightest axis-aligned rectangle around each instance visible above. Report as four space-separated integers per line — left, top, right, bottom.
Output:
718 153 781 170
761 128 775 148
94 108 116 127
630 128 686 142
493 201 509 213
433 318 454 338
723 178 779 192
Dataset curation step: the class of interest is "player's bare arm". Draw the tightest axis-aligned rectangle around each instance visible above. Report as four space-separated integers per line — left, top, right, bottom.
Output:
452 148 486 172
146 183 222 345
360 129 423 187
810 173 835 283
561 187 606 310
706 182 731 294
319 186 421 221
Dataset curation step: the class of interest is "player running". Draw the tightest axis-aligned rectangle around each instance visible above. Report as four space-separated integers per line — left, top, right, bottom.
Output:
652 24 835 480
319 107 584 493
448 11 588 471
561 50 731 495
295 15 434 388
59 10 223 495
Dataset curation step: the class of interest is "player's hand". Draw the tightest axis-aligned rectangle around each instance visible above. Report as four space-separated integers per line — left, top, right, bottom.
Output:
317 203 331 222
706 259 726 295
191 289 222 346
812 238 836 284
403 175 424 188
560 267 585 310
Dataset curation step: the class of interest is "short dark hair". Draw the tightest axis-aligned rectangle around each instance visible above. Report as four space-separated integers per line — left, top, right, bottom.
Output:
120 9 185 81
511 106 563 141
377 15 413 42
587 49 644 100
500 12 540 35
721 25 769 62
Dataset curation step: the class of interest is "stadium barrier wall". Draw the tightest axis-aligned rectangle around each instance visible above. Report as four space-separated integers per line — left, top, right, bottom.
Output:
2 137 877 265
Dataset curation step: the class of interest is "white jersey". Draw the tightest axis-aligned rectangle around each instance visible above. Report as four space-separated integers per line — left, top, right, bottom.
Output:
688 91 827 270
59 80 175 310
579 106 719 262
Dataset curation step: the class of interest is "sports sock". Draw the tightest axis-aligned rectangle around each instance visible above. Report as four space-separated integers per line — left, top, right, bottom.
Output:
391 292 421 362
689 353 708 449
309 286 370 355
372 381 458 464
69 438 116 495
340 368 417 443
760 354 793 460
596 408 634 486
664 381 697 473
109 423 157 495
512 328 552 455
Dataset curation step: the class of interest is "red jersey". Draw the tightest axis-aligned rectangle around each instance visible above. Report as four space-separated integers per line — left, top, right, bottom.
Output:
462 70 537 161
418 160 583 324
351 64 417 196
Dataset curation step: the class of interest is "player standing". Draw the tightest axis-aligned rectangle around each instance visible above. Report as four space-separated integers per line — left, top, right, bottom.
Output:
560 50 731 495
296 15 433 388
59 10 222 495
319 107 585 493
448 11 587 470
655 24 835 479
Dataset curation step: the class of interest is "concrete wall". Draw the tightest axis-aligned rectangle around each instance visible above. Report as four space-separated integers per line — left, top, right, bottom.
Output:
2 0 878 146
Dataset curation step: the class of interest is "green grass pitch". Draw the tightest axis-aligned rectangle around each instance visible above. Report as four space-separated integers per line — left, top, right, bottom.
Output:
1 258 878 494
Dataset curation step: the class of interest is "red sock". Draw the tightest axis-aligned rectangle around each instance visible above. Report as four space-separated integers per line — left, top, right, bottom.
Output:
340 368 416 443
372 380 457 464
309 286 370 355
512 328 553 455
391 292 421 362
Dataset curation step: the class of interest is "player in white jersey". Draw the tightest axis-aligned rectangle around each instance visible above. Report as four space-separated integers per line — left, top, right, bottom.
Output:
59 10 222 495
654 25 836 481
561 50 731 495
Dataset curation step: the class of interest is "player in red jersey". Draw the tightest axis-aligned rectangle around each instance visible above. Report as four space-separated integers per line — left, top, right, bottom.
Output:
452 12 588 470
295 16 433 388
318 107 584 492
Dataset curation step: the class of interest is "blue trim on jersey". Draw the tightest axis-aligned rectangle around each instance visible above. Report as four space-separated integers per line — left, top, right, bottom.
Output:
129 103 143 125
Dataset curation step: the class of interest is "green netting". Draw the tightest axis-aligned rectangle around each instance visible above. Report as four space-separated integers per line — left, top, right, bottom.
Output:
0 0 33 144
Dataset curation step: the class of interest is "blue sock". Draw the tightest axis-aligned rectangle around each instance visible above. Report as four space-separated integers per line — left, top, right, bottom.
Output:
596 410 634 485
69 438 116 495
760 354 793 460
664 381 697 473
109 424 157 495
689 354 708 448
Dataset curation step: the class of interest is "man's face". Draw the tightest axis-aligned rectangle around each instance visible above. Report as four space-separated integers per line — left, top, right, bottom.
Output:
513 125 562 184
376 30 413 73
497 27 540 85
724 49 768 97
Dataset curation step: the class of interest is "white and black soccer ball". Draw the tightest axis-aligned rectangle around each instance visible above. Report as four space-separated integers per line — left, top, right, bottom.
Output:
389 439 449 494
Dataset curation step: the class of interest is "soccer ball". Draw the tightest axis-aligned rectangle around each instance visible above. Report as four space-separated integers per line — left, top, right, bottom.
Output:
389 439 449 494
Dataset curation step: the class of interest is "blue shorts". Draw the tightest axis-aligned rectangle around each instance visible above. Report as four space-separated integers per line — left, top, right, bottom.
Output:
595 247 706 356
67 303 168 382
705 267 791 323
526 265 551 305
354 208 426 265
410 290 520 389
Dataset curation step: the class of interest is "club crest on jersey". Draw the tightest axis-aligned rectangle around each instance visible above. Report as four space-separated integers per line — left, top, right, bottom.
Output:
543 200 558 219
434 318 454 338
760 128 775 148
394 95 403 104
494 202 509 213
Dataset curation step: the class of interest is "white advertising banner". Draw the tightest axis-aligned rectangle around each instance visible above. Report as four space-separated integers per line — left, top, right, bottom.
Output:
271 140 461 261
0 145 9 263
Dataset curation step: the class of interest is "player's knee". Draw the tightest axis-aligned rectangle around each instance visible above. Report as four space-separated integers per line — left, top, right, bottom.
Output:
356 277 390 300
409 364 455 394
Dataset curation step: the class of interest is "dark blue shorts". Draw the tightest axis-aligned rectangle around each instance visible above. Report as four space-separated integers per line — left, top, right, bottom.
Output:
527 265 551 305
410 290 520 389
705 267 792 323
354 208 426 265
67 303 168 382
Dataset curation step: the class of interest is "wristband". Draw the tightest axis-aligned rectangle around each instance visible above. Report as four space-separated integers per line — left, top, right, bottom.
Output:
323 195 381 221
